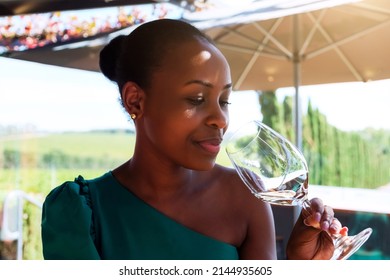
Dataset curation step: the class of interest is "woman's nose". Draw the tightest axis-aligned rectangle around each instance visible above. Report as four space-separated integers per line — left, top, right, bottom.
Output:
206 103 229 129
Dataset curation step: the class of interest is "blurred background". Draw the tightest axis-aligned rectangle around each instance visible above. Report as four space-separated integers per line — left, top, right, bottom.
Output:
1 0 389 260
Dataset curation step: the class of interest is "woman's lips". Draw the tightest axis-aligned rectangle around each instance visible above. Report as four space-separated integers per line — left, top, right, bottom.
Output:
197 139 221 154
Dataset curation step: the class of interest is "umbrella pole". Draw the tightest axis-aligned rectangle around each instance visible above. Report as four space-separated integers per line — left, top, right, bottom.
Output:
293 14 302 152
293 14 303 223
293 62 302 149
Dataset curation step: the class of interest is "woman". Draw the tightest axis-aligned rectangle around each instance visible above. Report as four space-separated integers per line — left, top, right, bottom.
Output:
41 19 345 260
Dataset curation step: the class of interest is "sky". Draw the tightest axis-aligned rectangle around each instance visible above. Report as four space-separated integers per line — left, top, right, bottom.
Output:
277 80 390 131
1 56 390 134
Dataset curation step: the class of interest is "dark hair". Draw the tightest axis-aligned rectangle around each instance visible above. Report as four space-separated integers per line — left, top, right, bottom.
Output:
99 19 215 92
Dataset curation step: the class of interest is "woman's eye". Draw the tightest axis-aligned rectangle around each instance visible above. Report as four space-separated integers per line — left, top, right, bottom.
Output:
220 100 231 107
187 96 205 106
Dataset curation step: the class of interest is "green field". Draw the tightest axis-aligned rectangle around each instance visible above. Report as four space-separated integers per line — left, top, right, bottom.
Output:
1 131 136 160
1 131 134 193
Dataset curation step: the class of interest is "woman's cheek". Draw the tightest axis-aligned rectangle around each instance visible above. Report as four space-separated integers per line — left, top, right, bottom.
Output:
184 108 196 119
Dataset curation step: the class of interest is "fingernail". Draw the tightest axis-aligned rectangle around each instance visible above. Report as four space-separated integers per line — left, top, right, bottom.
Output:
330 224 338 232
321 221 329 231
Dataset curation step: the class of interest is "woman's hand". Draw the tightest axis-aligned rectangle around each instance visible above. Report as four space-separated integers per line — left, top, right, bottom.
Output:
286 198 348 260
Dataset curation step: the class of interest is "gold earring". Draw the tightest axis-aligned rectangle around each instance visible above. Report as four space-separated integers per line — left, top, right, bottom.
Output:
130 113 137 120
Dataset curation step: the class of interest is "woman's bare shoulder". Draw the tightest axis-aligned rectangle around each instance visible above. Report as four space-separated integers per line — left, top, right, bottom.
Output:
213 164 252 195
213 164 242 183
212 164 277 259
211 164 268 211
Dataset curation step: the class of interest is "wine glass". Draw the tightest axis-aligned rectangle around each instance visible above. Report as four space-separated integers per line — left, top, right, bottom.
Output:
225 120 372 260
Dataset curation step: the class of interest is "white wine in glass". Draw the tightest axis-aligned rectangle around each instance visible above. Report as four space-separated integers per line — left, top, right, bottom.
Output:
225 120 372 260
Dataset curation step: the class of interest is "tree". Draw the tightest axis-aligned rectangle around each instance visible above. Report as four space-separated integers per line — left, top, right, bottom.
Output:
282 95 294 142
258 90 281 132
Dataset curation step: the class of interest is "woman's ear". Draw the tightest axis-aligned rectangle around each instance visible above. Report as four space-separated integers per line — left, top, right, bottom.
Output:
121 81 145 119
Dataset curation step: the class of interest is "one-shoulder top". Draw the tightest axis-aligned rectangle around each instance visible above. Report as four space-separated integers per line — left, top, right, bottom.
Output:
41 172 239 260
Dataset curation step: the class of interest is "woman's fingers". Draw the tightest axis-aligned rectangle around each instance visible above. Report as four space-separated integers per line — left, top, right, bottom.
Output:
309 197 324 213
320 205 334 231
303 212 321 228
304 198 348 235
329 218 349 236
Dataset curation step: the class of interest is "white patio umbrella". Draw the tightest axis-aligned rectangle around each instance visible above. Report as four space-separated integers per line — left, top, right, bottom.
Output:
188 0 390 148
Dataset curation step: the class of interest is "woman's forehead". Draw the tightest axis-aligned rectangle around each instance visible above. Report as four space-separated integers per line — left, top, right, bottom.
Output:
163 39 223 65
152 40 231 88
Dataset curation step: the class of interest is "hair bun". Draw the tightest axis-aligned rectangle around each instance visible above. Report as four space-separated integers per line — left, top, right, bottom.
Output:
99 35 126 82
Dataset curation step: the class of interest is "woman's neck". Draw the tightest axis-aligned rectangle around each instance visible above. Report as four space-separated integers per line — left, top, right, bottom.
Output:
114 151 199 202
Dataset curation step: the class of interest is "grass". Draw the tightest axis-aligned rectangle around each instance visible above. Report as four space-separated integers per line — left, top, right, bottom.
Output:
1 131 135 192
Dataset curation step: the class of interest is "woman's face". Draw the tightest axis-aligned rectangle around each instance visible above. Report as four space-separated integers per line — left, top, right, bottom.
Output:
140 38 232 170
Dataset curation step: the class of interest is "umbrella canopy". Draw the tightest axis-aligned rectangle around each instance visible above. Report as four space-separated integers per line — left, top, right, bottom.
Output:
196 0 390 91
4 0 389 86
8 0 389 88
2 0 358 72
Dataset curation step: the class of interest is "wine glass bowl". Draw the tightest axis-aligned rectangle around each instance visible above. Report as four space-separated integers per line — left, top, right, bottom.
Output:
225 120 372 260
226 120 309 206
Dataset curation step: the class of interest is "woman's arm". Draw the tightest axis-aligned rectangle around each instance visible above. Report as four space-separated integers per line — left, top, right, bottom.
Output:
238 198 278 260
41 180 101 260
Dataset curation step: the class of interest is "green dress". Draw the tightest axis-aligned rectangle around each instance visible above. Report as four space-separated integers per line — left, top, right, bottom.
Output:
41 172 239 260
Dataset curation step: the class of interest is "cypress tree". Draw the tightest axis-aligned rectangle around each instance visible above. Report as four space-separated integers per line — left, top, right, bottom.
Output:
282 95 294 142
333 127 342 186
259 90 281 131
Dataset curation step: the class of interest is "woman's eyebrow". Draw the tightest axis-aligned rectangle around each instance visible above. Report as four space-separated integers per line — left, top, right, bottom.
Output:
185 79 232 90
